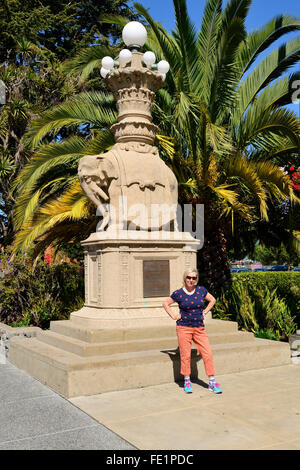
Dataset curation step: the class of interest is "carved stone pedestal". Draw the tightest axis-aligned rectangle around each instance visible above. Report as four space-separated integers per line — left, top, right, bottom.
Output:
71 230 202 328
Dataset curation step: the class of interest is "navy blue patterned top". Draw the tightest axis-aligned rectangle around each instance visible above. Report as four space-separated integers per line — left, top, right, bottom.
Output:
170 286 208 327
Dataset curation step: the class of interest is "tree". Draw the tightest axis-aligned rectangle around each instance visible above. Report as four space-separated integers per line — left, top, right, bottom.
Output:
0 0 139 245
133 0 300 291
12 0 300 292
0 40 69 245
253 241 299 266
0 0 139 62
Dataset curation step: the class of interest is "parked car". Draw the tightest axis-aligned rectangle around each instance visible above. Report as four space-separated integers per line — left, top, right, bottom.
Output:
269 265 289 271
230 267 251 273
294 266 300 271
253 268 269 272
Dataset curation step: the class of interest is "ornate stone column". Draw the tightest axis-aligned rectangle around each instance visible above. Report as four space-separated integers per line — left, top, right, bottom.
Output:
72 29 201 328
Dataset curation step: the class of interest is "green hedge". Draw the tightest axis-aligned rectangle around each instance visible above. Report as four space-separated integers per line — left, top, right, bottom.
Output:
0 250 84 329
213 272 300 340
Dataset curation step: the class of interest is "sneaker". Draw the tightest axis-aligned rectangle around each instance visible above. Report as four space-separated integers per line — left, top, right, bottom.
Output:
208 381 222 394
184 380 192 393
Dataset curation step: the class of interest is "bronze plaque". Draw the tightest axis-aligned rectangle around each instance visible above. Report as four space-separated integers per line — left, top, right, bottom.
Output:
143 260 170 297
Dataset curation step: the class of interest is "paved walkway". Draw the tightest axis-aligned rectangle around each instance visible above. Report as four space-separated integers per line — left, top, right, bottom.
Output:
1 361 300 450
0 362 135 450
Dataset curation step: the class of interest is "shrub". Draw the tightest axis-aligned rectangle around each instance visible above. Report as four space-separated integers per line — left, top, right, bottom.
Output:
0 248 84 329
265 294 297 340
254 329 280 341
214 272 299 340
231 282 258 332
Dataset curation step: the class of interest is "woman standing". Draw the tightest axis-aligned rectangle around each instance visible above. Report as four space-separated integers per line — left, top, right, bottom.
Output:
163 269 222 394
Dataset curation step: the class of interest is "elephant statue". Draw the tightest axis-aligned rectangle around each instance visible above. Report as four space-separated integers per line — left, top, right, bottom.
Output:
78 142 179 232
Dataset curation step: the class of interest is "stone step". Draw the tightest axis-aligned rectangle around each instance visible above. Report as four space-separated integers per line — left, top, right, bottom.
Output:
9 333 290 398
49 318 239 343
37 328 254 357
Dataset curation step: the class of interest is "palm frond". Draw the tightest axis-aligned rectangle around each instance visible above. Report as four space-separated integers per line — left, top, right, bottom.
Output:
233 36 300 124
12 137 89 229
171 0 201 93
247 135 299 163
197 0 222 101
235 106 300 150
254 160 300 204
13 136 87 193
221 0 253 27
212 184 239 205
84 129 115 154
210 17 245 121
25 92 117 149
236 15 300 78
62 45 116 79
227 155 268 219
134 2 182 70
0 156 14 177
155 134 175 160
13 180 91 253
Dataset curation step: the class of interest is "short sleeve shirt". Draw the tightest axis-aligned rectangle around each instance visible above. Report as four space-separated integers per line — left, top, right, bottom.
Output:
170 286 208 327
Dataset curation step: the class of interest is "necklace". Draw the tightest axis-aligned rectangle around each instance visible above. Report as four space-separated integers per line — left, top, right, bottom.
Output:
183 287 196 296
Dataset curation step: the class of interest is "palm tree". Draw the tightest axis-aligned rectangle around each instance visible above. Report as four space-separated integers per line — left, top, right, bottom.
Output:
12 87 174 256
12 0 300 291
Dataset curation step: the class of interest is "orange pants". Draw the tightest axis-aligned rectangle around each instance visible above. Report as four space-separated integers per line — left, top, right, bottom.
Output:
176 325 215 377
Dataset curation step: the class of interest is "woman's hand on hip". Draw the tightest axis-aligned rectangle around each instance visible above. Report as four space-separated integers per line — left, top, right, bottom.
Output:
172 313 181 321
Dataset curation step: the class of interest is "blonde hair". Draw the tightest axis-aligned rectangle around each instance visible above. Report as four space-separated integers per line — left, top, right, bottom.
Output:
182 268 199 286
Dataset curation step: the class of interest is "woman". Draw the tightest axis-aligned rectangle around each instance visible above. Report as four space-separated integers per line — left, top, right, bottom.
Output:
163 269 222 394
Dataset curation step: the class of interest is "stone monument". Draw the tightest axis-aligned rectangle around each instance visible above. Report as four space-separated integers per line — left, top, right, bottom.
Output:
72 22 201 328
8 22 291 399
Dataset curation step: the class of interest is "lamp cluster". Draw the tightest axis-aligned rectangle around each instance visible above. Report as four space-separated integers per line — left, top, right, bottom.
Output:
100 21 170 80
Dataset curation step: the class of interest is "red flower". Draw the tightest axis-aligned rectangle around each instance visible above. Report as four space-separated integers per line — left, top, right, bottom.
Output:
44 245 53 266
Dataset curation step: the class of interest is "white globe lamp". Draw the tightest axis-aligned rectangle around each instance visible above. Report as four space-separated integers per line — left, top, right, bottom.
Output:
157 60 170 74
122 22 147 48
143 51 156 67
101 56 114 70
100 67 110 78
119 48 132 64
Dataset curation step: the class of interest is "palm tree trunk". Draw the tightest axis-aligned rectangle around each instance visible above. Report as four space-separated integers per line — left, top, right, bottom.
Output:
197 207 232 295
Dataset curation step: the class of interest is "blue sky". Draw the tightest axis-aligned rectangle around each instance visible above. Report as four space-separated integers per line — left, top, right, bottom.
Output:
129 0 300 116
131 0 300 33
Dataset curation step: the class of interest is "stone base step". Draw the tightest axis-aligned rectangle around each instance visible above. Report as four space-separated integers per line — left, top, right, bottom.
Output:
9 330 290 398
49 318 239 343
36 328 254 357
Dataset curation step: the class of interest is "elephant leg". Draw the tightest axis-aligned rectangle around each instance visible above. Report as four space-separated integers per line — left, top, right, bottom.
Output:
96 204 110 231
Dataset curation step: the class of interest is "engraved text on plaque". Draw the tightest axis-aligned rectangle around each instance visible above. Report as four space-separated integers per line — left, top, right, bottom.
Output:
143 260 170 297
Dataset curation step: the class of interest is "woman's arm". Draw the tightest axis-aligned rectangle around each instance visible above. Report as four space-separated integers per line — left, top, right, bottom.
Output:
163 297 181 321
203 292 216 315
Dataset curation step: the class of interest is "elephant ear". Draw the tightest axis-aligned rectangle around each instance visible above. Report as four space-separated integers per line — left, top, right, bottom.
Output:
97 154 118 182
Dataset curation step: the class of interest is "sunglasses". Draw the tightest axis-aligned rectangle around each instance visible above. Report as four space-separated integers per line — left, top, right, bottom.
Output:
186 276 197 280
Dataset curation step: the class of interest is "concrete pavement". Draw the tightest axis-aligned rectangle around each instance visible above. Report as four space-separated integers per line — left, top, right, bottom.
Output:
1 360 300 450
71 363 300 450
0 362 135 450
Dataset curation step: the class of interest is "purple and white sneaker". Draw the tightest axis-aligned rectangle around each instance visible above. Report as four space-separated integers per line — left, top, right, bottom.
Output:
184 379 192 393
208 380 222 394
